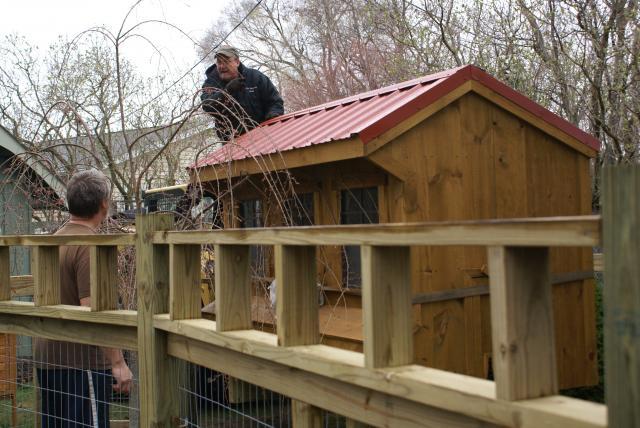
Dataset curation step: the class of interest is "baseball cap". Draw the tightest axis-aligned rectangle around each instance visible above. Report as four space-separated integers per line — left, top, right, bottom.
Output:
215 45 240 59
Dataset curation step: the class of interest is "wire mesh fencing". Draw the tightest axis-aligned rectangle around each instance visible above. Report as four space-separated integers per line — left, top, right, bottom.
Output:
0 334 138 427
173 358 348 428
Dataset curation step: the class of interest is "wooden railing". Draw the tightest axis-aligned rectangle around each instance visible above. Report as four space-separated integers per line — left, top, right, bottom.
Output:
0 165 638 427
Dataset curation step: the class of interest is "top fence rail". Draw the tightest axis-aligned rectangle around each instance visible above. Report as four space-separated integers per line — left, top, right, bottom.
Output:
0 215 601 247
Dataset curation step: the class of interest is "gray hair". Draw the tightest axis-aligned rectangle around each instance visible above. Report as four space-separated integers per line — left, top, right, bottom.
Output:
66 170 111 218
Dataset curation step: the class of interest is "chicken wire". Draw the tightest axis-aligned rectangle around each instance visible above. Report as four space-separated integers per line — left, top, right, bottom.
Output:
0 334 138 427
172 358 348 428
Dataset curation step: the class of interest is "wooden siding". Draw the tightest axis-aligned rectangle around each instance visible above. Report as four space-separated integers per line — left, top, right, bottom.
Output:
212 91 597 389
375 92 596 388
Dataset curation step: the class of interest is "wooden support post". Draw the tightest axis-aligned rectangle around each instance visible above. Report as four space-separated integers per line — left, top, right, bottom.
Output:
275 245 319 346
361 246 412 369
90 246 118 311
33 246 60 306
487 246 557 401
292 401 322 428
275 245 322 428
214 244 253 419
603 165 640 427
169 244 201 321
214 245 251 332
136 213 178 427
0 246 10 301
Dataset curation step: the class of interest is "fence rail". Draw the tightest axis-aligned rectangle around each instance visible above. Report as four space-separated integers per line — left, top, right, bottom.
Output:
0 170 637 428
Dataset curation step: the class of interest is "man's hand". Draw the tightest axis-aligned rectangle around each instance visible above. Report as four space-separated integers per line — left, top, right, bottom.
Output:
112 359 133 394
225 76 245 94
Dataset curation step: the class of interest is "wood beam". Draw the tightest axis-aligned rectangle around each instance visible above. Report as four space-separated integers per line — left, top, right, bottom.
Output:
136 213 178 427
366 150 411 182
167 333 496 428
169 244 201 321
275 245 322 427
33 246 60 306
487 246 557 401
197 136 365 181
155 316 606 428
602 165 640 427
275 245 319 346
0 234 134 247
213 243 254 419
0 301 137 326
153 216 601 248
361 246 412 369
90 246 118 311
214 244 252 332
0 313 136 350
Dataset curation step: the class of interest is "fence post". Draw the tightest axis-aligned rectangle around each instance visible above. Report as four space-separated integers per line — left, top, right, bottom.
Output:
214 244 259 410
275 245 322 428
90 246 118 311
603 165 640 427
33 246 60 306
169 244 201 320
136 213 178 427
0 246 9 300
487 246 557 400
361 245 413 369
214 244 251 331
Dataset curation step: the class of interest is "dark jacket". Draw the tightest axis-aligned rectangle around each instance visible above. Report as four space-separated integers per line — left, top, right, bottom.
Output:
201 63 284 139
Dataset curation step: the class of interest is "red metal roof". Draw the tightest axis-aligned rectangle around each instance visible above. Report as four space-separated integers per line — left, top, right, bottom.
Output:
194 65 600 168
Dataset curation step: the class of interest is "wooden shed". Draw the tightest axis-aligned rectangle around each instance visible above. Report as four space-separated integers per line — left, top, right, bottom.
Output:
193 65 599 389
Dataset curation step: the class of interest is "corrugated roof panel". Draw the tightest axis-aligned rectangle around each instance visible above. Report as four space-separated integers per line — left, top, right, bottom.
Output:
194 64 599 169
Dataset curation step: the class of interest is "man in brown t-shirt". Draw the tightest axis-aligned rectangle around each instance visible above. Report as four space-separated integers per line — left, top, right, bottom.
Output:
35 170 132 427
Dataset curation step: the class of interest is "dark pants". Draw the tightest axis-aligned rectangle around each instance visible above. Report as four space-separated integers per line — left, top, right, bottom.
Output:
37 368 112 428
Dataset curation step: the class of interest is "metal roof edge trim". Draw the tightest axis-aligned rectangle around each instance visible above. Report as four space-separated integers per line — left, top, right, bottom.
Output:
359 66 473 144
468 66 601 152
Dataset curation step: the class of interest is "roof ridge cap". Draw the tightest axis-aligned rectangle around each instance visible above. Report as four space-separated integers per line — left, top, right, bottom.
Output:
271 65 471 121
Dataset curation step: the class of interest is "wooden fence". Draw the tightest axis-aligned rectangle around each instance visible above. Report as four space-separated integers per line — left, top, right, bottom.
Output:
0 166 638 427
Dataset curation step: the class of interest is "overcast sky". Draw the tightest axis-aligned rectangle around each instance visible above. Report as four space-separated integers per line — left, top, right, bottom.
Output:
0 0 228 77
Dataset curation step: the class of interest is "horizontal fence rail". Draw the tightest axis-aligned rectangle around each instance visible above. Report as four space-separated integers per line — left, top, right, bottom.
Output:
0 213 628 427
152 215 601 247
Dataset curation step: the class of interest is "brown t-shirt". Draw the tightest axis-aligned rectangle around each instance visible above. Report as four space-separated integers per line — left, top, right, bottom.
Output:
35 223 110 370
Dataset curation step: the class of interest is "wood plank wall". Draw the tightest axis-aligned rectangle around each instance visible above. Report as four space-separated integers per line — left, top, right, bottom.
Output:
219 91 597 389
374 92 597 388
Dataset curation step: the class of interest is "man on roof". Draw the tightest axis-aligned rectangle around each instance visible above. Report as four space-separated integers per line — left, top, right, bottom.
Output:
201 45 284 141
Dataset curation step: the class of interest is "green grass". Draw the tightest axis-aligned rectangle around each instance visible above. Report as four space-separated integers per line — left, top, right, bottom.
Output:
0 385 37 427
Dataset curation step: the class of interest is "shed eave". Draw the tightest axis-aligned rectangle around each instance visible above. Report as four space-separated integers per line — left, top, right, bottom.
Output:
194 136 365 182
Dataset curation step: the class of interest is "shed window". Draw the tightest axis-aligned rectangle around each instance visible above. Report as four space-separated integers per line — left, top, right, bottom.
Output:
239 199 265 277
340 187 378 288
240 199 263 228
283 193 314 226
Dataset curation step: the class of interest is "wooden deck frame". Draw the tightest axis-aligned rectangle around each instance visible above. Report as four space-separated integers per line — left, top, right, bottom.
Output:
0 211 634 427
